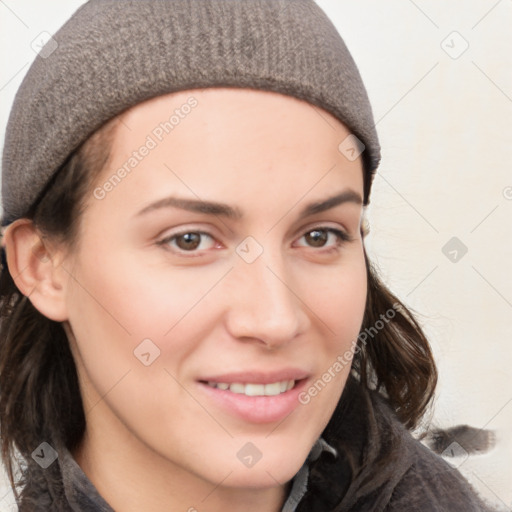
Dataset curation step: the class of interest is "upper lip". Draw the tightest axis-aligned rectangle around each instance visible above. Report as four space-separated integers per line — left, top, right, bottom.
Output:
199 368 310 385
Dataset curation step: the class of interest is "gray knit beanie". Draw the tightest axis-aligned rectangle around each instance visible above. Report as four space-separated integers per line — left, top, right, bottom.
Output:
1 0 380 226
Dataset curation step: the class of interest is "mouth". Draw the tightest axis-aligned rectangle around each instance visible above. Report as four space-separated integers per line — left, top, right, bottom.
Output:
196 372 309 424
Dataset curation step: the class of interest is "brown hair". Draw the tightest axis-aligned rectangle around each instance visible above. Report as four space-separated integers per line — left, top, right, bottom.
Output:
0 122 436 504
0 120 117 505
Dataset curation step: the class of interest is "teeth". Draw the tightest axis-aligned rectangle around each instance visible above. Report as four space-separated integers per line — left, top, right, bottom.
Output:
207 380 296 396
230 383 245 394
245 384 265 396
264 382 281 396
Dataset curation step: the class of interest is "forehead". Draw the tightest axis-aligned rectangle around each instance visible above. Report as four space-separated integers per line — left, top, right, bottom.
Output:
91 87 364 215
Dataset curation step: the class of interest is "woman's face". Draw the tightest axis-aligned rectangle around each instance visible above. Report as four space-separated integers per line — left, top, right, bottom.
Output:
62 88 367 489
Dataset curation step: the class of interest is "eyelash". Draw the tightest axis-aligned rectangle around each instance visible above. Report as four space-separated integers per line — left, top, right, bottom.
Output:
157 226 354 256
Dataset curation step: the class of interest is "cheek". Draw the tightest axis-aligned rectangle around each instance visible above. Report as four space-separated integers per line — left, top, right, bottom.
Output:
304 248 367 343
63 250 226 394
295 249 367 413
67 245 222 338
63 253 230 457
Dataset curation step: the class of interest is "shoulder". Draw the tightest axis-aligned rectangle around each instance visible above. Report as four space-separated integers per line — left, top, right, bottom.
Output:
316 378 495 511
370 389 495 512
386 431 494 511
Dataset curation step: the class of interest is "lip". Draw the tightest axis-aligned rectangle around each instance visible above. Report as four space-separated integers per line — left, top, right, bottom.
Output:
196 368 310 424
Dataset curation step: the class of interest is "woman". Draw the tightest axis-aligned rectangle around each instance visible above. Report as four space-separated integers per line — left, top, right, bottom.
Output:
0 1 495 510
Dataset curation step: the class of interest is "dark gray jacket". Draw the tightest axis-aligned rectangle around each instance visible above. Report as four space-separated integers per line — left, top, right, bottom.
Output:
17 377 494 511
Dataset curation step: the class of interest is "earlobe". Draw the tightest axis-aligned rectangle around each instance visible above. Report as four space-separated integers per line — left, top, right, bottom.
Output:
2 219 69 322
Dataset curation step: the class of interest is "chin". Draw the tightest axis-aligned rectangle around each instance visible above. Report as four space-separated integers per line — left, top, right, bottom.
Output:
197 438 313 490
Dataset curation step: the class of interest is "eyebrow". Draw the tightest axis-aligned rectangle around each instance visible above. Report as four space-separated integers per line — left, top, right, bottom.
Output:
135 196 243 219
299 189 362 217
135 189 362 220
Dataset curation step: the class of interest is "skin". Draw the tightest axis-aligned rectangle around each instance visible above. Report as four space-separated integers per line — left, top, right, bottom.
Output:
5 88 367 511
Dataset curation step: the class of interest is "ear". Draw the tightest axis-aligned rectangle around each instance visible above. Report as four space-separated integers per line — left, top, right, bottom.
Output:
360 210 370 239
2 219 70 321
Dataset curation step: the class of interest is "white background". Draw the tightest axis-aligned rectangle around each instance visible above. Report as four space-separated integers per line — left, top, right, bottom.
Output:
1 1 511 510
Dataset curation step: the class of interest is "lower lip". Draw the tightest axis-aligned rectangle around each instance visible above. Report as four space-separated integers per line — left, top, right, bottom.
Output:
197 379 308 424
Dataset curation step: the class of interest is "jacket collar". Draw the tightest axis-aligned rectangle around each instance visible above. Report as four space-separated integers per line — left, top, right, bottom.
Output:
295 376 416 511
60 447 113 512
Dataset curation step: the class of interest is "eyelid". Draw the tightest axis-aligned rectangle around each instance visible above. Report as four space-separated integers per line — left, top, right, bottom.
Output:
155 222 221 242
294 221 354 242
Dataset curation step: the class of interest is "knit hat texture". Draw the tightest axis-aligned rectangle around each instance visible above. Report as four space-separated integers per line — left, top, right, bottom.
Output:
1 0 380 225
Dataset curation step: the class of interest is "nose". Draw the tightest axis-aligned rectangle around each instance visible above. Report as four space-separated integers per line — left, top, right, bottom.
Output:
224 253 310 349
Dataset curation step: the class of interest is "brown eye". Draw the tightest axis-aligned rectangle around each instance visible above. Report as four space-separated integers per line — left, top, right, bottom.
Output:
160 231 216 253
175 232 202 250
304 229 329 247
